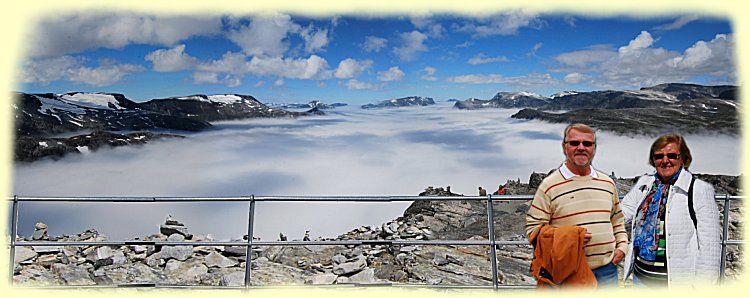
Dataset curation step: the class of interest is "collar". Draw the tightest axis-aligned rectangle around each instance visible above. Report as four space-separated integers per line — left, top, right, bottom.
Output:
670 168 692 193
559 163 599 179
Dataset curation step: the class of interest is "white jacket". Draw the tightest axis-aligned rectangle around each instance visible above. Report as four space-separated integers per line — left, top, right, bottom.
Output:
621 169 722 287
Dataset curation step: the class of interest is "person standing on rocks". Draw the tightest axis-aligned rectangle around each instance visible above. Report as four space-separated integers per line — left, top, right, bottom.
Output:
620 133 720 288
478 186 487 196
526 123 627 287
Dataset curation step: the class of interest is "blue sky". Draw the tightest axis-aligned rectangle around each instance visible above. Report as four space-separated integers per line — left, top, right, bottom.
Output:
17 12 735 104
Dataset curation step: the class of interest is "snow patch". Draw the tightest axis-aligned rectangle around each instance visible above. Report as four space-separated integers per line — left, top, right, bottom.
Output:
60 93 125 110
36 95 86 116
38 141 48 148
76 146 90 154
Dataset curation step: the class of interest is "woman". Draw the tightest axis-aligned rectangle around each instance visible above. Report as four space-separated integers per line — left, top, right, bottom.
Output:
621 133 721 287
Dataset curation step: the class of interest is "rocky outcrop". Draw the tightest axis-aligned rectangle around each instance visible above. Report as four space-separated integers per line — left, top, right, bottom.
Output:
12 173 742 287
452 83 739 136
361 96 435 109
14 130 183 163
511 97 738 136
12 92 212 137
138 94 318 122
268 100 347 110
11 92 323 163
453 92 548 110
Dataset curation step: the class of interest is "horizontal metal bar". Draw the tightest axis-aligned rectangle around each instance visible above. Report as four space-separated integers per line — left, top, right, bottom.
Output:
12 283 537 290
252 195 489 202
6 196 253 202
13 239 532 247
8 194 741 203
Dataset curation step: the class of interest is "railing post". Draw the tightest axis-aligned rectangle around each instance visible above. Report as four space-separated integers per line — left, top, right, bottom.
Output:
9 195 20 286
486 194 499 289
719 194 731 283
244 195 255 289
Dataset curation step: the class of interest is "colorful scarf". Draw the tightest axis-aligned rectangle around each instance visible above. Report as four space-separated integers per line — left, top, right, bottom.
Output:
632 169 682 261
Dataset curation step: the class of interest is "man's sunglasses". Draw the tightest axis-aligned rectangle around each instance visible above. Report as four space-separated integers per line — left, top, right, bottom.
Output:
653 153 680 160
564 140 595 147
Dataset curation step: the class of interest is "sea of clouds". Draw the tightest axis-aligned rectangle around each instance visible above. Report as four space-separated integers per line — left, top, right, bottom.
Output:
10 102 741 241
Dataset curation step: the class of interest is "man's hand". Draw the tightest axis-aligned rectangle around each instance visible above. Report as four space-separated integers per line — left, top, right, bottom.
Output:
584 231 592 244
611 249 625 265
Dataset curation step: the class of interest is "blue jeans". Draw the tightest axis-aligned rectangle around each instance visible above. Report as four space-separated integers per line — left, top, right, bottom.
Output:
592 262 618 287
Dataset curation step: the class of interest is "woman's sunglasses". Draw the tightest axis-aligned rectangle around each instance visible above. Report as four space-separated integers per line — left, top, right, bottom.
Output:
653 153 680 160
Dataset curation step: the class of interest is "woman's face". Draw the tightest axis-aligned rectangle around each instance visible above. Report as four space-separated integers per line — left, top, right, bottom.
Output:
653 142 683 180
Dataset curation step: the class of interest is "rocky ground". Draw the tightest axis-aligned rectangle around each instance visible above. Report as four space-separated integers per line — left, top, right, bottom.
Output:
11 173 742 287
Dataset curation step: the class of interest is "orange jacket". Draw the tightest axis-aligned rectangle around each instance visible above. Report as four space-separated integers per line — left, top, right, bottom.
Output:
529 225 597 288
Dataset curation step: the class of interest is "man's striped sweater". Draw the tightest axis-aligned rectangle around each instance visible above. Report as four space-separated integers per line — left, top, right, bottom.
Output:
525 167 629 270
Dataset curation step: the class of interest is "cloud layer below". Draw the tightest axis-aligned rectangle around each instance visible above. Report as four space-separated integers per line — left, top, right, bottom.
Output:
11 103 740 241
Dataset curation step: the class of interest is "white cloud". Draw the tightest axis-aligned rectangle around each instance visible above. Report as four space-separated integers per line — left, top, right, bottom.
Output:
145 44 198 72
27 13 222 57
554 44 617 68
456 41 473 48
618 31 654 55
447 73 559 87
529 43 543 57
334 58 374 79
227 13 301 57
254 81 265 87
300 25 329 53
192 72 221 84
246 55 332 80
192 72 241 87
468 53 509 65
20 55 144 86
591 32 736 88
410 16 445 38
274 79 285 86
653 15 700 31
191 52 335 86
19 56 81 84
420 67 438 81
197 52 250 75
563 72 588 84
362 36 388 53
393 31 428 61
377 66 405 82
66 64 145 87
345 79 378 90
459 12 542 37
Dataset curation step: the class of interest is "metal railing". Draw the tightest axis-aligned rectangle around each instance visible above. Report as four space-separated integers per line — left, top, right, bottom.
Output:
7 194 743 289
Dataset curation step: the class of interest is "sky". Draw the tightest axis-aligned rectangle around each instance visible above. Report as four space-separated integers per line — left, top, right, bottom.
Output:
11 103 741 241
15 11 737 104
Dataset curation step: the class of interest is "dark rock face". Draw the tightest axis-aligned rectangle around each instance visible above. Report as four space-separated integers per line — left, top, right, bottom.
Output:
511 97 738 136
12 92 212 137
14 130 184 163
12 92 322 163
269 100 347 110
452 83 739 136
138 94 313 122
453 92 548 110
361 96 435 109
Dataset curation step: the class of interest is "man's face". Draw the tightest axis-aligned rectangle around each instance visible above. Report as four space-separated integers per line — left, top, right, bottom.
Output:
563 129 596 168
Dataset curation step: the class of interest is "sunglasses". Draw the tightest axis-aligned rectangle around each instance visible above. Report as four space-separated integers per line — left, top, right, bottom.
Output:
653 153 680 160
565 140 595 147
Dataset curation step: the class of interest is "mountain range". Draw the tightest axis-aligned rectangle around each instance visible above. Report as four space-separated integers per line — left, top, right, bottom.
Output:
11 83 739 162
453 83 738 136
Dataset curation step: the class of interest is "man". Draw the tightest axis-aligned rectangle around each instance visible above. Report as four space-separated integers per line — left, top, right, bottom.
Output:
525 123 628 287
478 186 487 196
